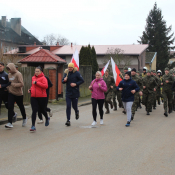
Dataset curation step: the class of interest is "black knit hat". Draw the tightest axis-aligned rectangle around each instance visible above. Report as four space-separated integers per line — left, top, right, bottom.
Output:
131 68 136 72
125 71 131 77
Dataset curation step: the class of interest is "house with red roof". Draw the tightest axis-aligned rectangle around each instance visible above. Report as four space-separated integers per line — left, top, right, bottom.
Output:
19 48 66 100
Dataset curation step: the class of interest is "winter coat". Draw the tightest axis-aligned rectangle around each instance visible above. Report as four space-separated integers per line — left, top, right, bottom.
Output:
6 63 24 96
90 78 107 100
117 78 140 102
62 67 84 98
0 70 10 94
30 72 48 98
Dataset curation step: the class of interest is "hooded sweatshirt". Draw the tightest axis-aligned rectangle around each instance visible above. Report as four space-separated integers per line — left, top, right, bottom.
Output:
90 78 107 100
6 63 24 96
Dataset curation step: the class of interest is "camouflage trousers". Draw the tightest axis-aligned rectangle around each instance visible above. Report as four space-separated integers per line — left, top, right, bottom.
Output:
156 89 162 104
112 92 117 109
142 92 154 112
153 91 157 108
116 90 123 107
172 92 175 109
131 92 140 114
104 92 113 109
162 90 173 113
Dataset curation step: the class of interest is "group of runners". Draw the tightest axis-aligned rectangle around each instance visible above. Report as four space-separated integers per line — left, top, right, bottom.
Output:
0 61 175 131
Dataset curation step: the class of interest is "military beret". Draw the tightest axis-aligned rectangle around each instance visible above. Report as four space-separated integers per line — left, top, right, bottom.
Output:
164 68 169 71
136 71 140 73
147 70 151 73
123 67 128 70
106 69 109 72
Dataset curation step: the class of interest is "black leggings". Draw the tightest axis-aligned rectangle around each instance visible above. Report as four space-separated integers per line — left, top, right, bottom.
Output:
31 97 48 126
92 98 104 121
8 93 26 124
38 96 50 120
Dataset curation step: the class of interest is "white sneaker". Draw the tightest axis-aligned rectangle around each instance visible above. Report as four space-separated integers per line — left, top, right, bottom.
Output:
5 123 13 128
91 121 97 126
100 119 103 125
49 110 53 117
37 120 44 124
22 118 28 127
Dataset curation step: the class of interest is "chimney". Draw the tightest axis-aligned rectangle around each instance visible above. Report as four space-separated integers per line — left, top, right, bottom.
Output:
71 43 73 47
56 42 59 46
10 18 21 36
34 42 36 46
1 16 6 27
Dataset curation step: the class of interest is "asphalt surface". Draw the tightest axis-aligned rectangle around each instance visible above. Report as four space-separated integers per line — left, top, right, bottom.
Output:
0 103 175 175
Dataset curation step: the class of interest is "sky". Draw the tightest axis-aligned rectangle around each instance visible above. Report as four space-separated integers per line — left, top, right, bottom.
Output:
0 0 175 45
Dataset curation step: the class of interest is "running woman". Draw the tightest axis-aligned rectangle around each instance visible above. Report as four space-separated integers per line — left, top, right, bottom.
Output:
29 67 50 131
117 71 140 127
89 71 107 126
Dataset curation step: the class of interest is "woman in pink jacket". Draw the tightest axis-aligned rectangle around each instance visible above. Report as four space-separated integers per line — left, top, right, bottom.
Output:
89 71 107 126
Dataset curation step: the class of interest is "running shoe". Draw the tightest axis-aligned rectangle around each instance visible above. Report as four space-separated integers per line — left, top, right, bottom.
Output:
37 120 44 124
100 119 103 125
5 123 13 128
45 119 49 126
65 120 71 126
22 118 28 127
30 126 36 131
125 121 130 127
91 121 97 126
13 112 17 123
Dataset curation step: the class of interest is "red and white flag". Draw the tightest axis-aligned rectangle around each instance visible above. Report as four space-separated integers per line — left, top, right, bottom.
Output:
71 49 79 70
111 57 122 86
101 60 110 76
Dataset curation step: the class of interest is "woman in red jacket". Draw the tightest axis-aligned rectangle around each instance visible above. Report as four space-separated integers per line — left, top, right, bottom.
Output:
28 67 49 131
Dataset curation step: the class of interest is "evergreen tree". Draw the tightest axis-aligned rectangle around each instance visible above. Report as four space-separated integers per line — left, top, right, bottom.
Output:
79 46 86 65
91 46 99 76
138 2 175 71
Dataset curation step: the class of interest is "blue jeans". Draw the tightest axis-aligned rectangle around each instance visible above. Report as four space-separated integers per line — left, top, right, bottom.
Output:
66 97 78 121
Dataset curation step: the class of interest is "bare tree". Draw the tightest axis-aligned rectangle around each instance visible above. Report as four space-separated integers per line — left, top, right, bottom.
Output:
103 48 133 72
42 33 70 45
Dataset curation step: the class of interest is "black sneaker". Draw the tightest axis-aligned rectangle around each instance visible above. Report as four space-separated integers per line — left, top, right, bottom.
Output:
164 113 168 117
75 111 79 120
122 110 126 114
65 120 71 126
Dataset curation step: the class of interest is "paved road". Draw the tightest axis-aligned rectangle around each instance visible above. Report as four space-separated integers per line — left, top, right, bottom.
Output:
0 103 175 175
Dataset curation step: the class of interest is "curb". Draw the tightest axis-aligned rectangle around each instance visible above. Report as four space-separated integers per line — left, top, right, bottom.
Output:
0 101 91 125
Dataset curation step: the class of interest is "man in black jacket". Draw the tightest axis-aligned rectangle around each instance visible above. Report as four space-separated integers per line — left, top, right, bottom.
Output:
62 63 84 126
0 62 17 121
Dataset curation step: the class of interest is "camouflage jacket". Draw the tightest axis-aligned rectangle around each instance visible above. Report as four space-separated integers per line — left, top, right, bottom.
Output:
131 74 143 91
142 76 158 93
103 75 115 94
162 74 174 91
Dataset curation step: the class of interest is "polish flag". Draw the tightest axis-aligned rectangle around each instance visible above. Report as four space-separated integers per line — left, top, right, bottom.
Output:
101 60 110 76
111 57 122 86
71 49 79 70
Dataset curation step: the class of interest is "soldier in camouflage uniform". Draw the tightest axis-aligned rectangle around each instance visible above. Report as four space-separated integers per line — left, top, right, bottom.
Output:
137 71 143 108
156 70 163 105
131 68 143 120
103 69 115 114
142 70 158 115
161 68 174 117
172 70 175 111
151 70 159 109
